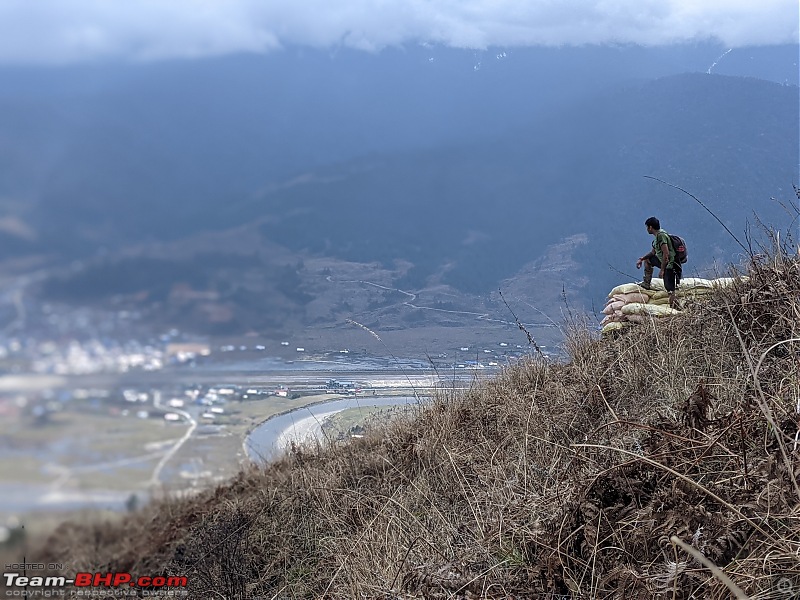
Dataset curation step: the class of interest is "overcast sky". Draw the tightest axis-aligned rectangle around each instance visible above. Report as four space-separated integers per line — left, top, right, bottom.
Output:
0 0 796 65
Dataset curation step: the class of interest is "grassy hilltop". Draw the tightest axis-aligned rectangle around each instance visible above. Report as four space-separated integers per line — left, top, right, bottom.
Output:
41 248 800 598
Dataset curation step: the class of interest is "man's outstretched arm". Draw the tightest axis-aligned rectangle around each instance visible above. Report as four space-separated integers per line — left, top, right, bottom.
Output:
636 250 654 269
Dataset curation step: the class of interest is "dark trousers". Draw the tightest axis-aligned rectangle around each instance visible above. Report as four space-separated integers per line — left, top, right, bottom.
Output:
646 255 681 292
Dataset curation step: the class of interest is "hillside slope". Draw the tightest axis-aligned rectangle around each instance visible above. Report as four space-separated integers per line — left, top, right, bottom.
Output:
245 73 799 297
41 248 800 598
31 73 799 341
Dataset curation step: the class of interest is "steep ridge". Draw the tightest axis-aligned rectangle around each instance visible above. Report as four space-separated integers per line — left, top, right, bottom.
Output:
39 246 800 598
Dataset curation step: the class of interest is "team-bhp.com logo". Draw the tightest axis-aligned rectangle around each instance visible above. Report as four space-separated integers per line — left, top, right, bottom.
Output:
4 571 188 596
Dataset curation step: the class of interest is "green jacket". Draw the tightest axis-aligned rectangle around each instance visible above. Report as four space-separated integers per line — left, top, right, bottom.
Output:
652 230 675 268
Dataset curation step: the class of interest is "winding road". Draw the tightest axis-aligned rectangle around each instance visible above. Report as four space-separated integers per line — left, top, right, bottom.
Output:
148 390 197 487
327 275 557 328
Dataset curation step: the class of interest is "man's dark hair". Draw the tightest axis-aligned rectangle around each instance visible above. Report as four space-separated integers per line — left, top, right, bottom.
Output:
645 216 660 229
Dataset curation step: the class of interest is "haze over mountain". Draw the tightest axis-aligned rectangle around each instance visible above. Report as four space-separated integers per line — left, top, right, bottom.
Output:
0 42 797 341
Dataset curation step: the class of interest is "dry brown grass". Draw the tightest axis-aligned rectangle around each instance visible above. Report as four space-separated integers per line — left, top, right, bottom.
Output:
39 251 800 599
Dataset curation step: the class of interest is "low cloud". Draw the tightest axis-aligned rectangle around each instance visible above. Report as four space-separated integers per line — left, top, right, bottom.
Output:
0 0 796 64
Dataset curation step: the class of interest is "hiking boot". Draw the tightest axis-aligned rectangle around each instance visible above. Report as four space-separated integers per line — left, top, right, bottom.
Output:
641 263 654 290
637 280 651 290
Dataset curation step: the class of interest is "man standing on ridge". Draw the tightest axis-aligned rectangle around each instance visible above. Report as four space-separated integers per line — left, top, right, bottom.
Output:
636 216 681 308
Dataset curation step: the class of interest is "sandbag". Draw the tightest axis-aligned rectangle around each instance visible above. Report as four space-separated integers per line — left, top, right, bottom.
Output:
620 302 648 315
608 283 649 297
602 300 625 315
616 292 650 304
639 288 658 297
677 287 713 298
648 297 672 306
649 290 670 301
601 321 626 334
608 280 664 298
680 277 713 289
601 313 629 325
621 302 681 317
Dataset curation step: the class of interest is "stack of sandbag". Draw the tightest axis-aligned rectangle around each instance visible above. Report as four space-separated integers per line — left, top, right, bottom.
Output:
599 275 747 334
600 280 679 333
675 277 744 298
675 277 714 299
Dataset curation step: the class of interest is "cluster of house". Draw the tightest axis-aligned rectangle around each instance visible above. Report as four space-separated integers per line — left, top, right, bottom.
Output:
326 379 361 395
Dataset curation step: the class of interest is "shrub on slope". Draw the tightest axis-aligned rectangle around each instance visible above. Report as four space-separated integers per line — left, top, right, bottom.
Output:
42 253 800 598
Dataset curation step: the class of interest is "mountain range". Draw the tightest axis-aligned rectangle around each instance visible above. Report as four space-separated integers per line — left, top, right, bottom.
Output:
0 44 797 342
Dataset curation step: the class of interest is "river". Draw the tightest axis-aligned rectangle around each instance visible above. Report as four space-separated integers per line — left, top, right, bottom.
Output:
245 395 424 463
